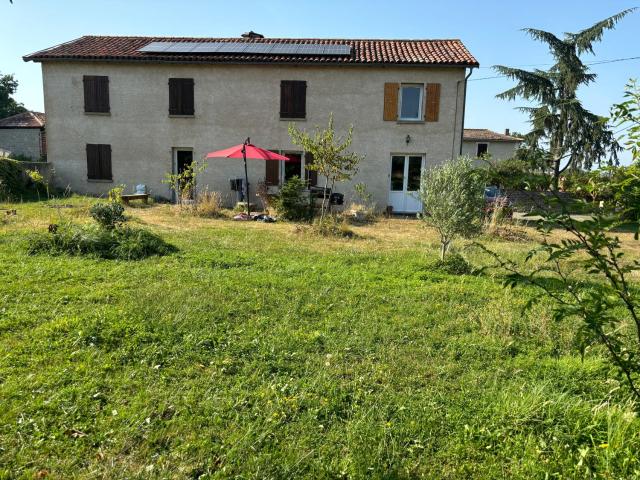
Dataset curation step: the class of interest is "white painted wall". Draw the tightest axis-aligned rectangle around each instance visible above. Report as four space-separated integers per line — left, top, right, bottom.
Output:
461 140 519 161
42 61 468 209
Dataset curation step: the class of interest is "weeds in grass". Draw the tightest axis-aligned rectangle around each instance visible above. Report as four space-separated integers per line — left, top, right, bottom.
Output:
194 189 224 218
26 223 176 260
429 252 474 275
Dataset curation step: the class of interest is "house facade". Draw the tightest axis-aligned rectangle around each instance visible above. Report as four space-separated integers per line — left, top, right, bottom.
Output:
25 35 478 213
0 111 46 160
462 128 522 161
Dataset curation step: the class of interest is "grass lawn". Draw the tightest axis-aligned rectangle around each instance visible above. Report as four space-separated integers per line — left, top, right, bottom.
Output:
1 198 640 479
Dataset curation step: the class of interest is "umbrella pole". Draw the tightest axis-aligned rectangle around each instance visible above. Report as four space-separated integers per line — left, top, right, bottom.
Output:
243 140 250 216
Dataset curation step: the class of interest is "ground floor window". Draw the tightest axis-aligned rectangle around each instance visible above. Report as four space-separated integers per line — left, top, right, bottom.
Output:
265 151 316 187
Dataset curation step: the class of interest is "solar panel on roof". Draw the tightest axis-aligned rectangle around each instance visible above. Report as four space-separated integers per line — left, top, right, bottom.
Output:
164 43 198 53
137 41 352 56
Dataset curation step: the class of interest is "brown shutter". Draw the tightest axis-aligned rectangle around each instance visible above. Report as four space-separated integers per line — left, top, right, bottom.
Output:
83 76 109 113
169 78 194 115
86 144 100 179
99 144 112 180
265 159 280 186
383 83 399 121
87 144 112 180
305 152 317 187
280 81 306 118
425 83 441 122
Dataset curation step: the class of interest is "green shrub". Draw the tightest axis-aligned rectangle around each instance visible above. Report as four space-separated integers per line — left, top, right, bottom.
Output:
89 202 126 229
274 176 311 221
429 253 473 275
312 215 355 238
481 157 551 191
0 157 26 200
26 224 176 260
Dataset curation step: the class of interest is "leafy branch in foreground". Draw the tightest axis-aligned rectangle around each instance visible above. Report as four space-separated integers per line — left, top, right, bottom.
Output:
473 205 640 401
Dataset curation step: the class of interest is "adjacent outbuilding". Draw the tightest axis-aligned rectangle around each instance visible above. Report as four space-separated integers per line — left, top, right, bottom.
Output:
0 111 47 161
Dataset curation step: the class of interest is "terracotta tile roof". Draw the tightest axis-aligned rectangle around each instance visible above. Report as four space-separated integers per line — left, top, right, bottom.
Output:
0 111 46 128
23 36 479 67
463 129 523 142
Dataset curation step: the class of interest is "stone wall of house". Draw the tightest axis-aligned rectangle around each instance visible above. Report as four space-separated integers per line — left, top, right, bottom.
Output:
0 129 43 160
42 61 468 210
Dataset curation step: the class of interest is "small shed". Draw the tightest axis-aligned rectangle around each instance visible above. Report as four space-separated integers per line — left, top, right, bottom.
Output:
0 111 46 160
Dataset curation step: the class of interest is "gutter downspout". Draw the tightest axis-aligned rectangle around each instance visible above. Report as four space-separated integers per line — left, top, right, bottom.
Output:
458 67 474 156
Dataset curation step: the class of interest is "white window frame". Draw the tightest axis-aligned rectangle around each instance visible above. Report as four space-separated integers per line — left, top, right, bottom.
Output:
272 150 312 188
398 84 424 121
476 142 489 157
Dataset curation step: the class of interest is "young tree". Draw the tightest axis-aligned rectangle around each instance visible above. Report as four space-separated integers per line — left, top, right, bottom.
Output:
475 205 640 401
288 114 363 221
494 9 634 189
0 72 26 119
419 156 485 260
611 79 640 163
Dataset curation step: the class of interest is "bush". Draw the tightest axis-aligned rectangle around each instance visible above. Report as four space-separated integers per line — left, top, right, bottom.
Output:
429 253 473 275
274 176 311 221
481 157 550 191
0 157 27 200
108 184 126 204
26 223 176 260
89 202 126 229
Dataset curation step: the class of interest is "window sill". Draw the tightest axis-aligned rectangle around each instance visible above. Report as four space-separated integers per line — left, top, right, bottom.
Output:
84 111 111 116
280 117 306 121
169 114 195 118
397 120 425 124
87 179 113 183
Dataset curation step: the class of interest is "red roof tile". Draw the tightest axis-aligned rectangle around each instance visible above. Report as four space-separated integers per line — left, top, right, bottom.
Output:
24 36 479 67
0 111 45 128
463 129 522 142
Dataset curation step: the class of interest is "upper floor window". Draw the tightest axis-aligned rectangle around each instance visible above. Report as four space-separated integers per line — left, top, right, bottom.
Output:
383 82 440 122
280 80 306 119
86 143 112 181
399 84 423 121
476 143 489 157
83 75 110 113
169 78 195 116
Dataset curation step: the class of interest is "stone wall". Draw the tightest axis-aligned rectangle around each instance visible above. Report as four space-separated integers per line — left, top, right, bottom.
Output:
0 128 43 160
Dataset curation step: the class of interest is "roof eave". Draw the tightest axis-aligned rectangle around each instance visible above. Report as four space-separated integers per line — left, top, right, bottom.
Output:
23 55 479 68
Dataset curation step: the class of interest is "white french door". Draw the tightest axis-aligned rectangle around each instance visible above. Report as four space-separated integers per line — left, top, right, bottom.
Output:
388 154 424 213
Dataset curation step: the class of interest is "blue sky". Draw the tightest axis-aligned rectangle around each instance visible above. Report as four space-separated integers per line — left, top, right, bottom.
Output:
2 0 638 162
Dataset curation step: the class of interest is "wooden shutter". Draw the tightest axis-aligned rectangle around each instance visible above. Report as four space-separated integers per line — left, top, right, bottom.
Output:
86 144 100 179
265 159 280 186
99 144 112 180
383 83 399 121
305 152 317 187
280 81 306 118
169 78 194 115
425 83 441 122
86 143 112 180
83 76 109 113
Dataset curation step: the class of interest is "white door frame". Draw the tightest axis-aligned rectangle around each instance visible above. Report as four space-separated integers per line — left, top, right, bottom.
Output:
388 153 424 213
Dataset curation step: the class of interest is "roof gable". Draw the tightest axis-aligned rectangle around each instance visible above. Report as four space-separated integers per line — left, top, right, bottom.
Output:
0 111 45 128
24 36 479 67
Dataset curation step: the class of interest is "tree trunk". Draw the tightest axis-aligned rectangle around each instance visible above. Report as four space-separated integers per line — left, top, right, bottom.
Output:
320 176 330 222
440 239 450 261
551 157 561 191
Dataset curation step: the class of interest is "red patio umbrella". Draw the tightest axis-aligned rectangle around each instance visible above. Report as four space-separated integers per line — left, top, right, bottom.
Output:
206 138 290 215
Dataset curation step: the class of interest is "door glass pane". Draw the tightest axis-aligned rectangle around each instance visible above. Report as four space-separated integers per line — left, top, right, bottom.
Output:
390 156 405 191
407 156 422 191
400 86 421 120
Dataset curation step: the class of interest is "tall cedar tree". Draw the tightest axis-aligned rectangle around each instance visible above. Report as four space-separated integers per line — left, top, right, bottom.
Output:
494 9 634 189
